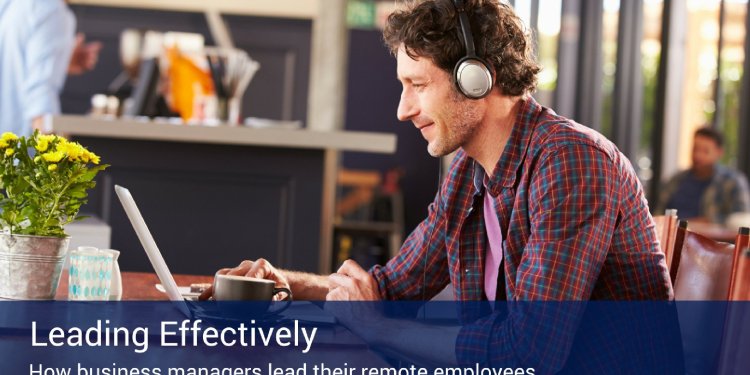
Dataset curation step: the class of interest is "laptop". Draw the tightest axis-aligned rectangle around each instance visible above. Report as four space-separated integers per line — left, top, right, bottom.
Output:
114 185 337 326
114 185 197 318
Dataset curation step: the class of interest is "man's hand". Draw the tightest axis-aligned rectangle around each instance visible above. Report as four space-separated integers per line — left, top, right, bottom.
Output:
326 260 380 301
324 260 383 343
198 259 290 300
68 33 102 75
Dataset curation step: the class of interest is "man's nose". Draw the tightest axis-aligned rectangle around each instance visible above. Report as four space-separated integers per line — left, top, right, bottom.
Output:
396 91 418 122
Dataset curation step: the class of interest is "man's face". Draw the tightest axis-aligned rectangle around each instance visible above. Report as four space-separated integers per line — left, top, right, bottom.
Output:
395 47 482 157
692 135 723 170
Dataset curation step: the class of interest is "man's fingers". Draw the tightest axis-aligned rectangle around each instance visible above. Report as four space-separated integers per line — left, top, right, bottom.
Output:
198 285 214 301
246 259 286 283
337 259 368 280
226 264 251 276
326 287 347 301
328 273 355 289
247 258 271 279
85 42 103 67
86 41 103 52
237 260 254 270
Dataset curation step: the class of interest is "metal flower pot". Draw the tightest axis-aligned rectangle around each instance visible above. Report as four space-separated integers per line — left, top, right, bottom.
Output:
0 233 70 300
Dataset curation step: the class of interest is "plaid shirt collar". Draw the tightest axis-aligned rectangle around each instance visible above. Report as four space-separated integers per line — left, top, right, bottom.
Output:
472 97 542 197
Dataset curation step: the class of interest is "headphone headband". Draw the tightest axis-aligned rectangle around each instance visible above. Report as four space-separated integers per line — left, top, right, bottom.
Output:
454 0 477 58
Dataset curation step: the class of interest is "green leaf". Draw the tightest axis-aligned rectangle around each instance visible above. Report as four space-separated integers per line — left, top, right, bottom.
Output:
79 164 108 182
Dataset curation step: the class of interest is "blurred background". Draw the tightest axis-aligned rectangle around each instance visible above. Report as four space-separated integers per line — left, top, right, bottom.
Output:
47 0 750 273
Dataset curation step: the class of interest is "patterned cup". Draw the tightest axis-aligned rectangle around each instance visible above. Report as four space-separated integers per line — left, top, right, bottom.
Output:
68 247 113 301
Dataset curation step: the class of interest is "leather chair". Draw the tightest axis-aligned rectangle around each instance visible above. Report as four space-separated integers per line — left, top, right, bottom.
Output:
671 224 747 373
728 227 750 301
717 228 750 374
672 222 735 300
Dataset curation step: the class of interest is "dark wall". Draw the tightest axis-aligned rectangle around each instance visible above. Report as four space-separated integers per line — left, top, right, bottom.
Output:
342 29 440 235
64 6 311 122
79 137 324 275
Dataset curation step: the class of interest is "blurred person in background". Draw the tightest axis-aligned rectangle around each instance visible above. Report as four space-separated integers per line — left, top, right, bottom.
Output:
657 127 750 224
0 0 101 136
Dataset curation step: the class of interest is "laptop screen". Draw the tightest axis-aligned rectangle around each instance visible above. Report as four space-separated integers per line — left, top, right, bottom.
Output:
114 185 185 303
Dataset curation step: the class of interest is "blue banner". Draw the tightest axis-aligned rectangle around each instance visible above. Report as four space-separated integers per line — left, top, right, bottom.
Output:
1 301 748 375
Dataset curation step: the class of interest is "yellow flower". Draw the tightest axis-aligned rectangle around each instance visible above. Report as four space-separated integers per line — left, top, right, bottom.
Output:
0 140 7 149
37 134 56 143
42 150 65 163
35 139 49 153
48 164 57 171
1 132 18 142
58 140 85 162
4 148 14 157
78 149 100 164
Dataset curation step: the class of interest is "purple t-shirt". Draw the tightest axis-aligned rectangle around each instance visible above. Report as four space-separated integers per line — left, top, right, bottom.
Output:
484 189 503 301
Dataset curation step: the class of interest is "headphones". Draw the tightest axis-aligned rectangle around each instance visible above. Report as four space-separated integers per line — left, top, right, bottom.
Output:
452 0 494 99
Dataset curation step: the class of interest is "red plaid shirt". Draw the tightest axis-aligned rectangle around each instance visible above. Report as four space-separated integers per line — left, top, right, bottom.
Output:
369 97 673 371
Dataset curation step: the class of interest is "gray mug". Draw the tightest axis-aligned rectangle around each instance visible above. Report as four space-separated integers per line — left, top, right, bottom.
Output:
213 274 292 315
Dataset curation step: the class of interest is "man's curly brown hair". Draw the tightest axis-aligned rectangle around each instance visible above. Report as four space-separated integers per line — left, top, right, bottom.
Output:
383 0 540 97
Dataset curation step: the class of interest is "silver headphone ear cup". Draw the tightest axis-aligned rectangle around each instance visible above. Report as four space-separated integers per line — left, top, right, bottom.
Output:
455 58 493 99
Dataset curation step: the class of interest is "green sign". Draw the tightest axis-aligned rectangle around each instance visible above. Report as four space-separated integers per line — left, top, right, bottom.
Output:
347 0 376 29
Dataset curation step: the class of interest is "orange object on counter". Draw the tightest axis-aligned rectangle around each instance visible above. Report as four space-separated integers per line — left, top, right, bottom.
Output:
167 47 214 121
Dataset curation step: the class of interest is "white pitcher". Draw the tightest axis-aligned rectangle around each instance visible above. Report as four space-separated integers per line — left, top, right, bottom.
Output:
99 249 122 301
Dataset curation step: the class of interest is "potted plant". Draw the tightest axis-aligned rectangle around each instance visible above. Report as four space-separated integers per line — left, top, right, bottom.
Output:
0 131 107 299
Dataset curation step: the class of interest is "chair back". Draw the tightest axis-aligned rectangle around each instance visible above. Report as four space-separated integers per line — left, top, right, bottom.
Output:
716 228 750 374
669 220 688 284
671 227 750 374
673 228 735 300
728 227 750 301
653 211 679 272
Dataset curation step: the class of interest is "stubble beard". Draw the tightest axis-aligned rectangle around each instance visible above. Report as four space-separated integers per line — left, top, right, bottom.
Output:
427 91 481 157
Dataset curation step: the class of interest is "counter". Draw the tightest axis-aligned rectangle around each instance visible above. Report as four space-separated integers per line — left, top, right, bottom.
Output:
53 115 396 154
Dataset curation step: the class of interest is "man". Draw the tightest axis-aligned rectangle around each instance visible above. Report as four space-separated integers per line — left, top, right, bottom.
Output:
657 127 750 224
0 0 101 136
201 0 673 370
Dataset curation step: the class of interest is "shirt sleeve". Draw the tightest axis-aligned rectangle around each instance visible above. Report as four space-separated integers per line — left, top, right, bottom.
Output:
456 142 619 372
369 191 451 301
728 171 750 216
22 3 76 124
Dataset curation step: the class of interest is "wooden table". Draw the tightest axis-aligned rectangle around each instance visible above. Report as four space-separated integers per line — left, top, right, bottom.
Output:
55 271 213 300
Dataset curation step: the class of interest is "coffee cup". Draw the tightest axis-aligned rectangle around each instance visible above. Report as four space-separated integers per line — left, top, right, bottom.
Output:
213 274 292 316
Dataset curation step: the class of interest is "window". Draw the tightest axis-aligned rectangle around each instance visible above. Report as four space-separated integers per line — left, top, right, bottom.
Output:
637 0 664 186
717 0 747 167
535 0 562 106
601 0 620 139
